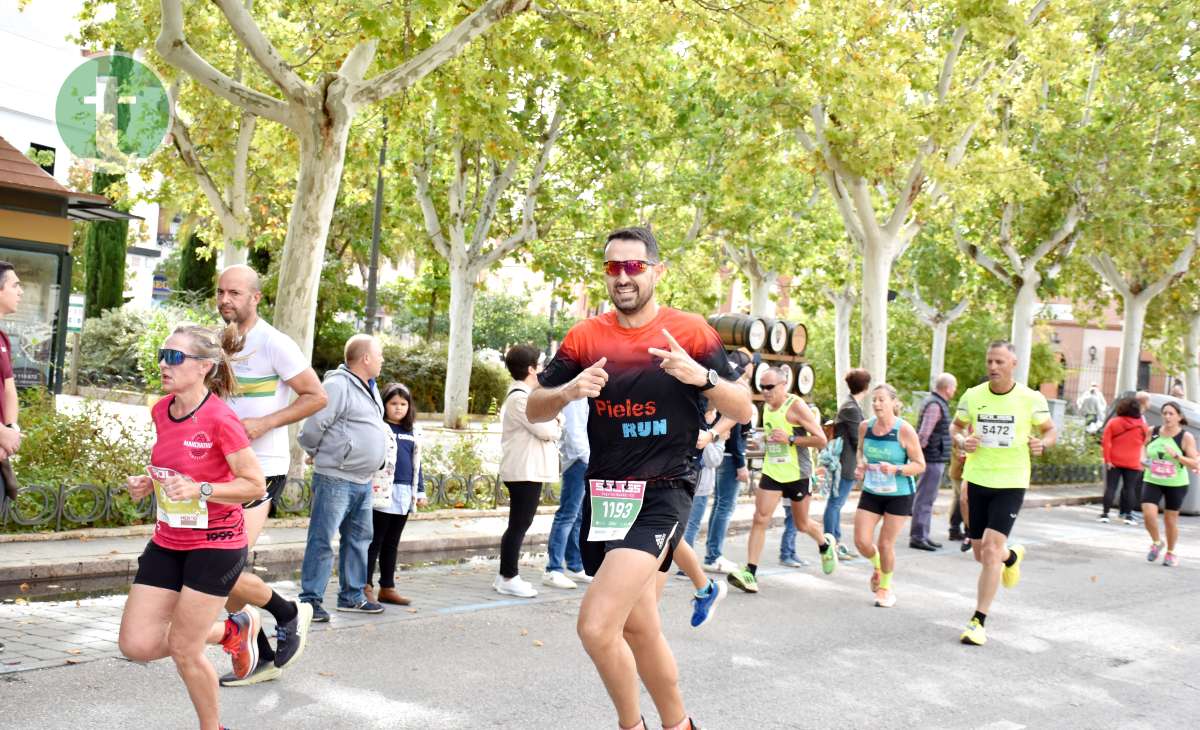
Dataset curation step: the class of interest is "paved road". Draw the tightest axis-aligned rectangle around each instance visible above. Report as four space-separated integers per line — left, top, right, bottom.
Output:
3 504 1197 729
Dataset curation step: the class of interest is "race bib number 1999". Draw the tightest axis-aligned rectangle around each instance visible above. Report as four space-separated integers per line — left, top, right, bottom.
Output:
588 479 646 541
977 414 1016 448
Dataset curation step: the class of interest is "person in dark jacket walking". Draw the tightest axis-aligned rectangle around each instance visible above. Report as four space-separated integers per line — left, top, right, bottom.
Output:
911 373 957 550
823 368 871 561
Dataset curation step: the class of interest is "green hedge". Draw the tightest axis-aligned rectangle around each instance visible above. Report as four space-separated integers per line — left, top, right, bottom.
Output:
380 342 508 415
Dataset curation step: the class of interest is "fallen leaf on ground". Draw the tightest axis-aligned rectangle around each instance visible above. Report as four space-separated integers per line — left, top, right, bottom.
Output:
78 535 91 542
109 550 119 555
532 640 544 647
47 584 59 589
14 598 27 605
318 671 335 677
406 608 418 614
520 628 528 636
1090 575 1098 583
65 658 82 665
67 649 82 655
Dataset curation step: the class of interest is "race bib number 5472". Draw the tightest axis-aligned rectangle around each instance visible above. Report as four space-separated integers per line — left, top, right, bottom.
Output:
977 414 1016 448
588 479 646 541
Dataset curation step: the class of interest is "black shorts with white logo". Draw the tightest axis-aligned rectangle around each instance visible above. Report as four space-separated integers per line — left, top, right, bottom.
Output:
243 474 287 509
758 474 811 502
966 483 1026 539
580 479 692 577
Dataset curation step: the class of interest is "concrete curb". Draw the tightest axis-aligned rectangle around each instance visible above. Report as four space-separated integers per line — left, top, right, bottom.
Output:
0 487 1101 591
0 505 562 544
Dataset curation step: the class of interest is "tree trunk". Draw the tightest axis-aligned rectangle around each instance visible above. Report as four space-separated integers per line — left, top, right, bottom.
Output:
1010 274 1040 386
1115 292 1150 394
443 258 478 428
832 291 853 404
222 232 249 267
271 114 354 359
748 272 776 317
1186 310 1200 402
929 321 949 391
860 243 892 385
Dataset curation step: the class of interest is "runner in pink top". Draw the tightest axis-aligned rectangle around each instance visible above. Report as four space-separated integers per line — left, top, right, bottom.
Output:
117 325 266 730
149 392 251 551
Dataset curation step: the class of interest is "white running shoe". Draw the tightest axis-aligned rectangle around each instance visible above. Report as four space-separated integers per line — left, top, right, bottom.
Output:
565 569 593 583
541 570 577 589
703 556 739 573
494 575 538 598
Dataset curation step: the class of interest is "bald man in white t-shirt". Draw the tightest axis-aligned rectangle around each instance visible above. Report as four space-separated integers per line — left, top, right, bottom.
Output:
213 265 327 685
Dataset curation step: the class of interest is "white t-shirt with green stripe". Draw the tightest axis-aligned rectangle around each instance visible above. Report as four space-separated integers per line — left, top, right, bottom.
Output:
226 318 310 477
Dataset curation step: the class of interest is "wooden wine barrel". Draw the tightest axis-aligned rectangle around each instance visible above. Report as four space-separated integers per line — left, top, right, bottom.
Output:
794 363 815 396
763 318 788 353
751 361 772 393
787 322 808 356
710 314 768 351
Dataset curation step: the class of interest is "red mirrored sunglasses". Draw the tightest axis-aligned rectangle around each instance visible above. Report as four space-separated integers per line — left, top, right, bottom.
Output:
603 259 657 277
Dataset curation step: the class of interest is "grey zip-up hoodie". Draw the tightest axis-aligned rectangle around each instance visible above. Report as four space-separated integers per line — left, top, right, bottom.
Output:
298 365 391 483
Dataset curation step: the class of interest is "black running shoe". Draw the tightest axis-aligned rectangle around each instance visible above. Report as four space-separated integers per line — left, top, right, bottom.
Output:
274 600 313 669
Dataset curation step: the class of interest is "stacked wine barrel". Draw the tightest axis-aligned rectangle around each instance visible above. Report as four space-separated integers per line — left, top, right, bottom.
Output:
707 313 814 398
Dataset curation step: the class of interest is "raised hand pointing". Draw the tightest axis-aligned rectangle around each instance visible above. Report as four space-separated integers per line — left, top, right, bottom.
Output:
647 329 707 387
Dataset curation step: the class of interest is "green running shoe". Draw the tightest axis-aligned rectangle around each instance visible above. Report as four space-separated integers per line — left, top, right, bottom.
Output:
727 568 758 593
820 533 839 575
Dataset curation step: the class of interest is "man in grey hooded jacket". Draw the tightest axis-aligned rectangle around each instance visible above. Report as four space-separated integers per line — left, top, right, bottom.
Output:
298 334 391 620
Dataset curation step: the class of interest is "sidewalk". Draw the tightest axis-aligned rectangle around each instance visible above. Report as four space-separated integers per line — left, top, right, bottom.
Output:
0 483 1100 599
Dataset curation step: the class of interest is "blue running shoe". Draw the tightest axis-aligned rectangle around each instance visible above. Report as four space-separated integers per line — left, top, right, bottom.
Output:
690 578 728 628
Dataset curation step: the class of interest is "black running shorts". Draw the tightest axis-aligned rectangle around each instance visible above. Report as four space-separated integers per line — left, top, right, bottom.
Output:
758 474 811 502
133 541 247 597
1142 483 1188 512
581 480 692 577
857 491 914 517
243 474 287 509
966 483 1026 539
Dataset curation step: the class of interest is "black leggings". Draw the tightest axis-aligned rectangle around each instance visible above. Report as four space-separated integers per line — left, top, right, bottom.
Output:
366 511 409 588
1103 467 1143 516
500 481 542 578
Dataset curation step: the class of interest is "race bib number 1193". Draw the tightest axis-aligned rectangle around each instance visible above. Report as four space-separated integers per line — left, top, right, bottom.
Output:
588 479 646 541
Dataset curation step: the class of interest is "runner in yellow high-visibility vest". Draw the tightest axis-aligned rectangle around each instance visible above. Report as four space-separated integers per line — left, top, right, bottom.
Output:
728 366 835 593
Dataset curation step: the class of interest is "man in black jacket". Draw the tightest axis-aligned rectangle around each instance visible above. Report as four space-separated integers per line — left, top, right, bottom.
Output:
823 368 870 560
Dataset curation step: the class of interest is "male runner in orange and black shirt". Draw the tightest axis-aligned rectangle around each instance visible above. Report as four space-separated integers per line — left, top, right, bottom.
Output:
529 227 753 730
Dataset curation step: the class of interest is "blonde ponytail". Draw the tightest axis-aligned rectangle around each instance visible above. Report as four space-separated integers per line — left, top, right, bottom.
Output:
174 323 246 399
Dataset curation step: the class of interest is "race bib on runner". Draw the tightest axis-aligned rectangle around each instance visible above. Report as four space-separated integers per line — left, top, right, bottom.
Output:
588 479 646 541
147 465 208 529
1150 459 1178 479
977 414 1016 448
766 441 790 464
864 465 897 494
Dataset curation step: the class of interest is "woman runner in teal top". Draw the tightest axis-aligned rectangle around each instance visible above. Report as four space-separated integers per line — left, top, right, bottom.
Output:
1140 402 1199 567
854 383 926 608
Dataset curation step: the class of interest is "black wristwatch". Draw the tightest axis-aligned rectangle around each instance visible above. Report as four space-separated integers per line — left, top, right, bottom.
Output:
699 368 719 392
